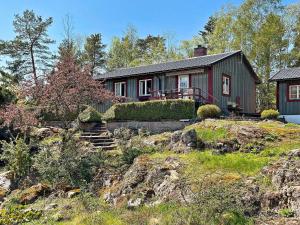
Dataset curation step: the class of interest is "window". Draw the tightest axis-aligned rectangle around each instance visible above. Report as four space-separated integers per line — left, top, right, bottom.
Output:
114 82 126 97
139 79 152 96
222 74 231 96
289 85 300 100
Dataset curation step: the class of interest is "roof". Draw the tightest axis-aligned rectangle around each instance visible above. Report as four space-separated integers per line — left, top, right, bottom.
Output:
270 67 300 81
96 50 250 80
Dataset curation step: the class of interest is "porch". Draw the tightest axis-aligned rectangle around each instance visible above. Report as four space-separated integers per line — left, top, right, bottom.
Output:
149 87 217 104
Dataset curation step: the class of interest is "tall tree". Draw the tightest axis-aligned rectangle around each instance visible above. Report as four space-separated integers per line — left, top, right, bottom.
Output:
82 33 106 75
206 0 289 110
199 16 217 48
107 26 139 70
2 10 54 86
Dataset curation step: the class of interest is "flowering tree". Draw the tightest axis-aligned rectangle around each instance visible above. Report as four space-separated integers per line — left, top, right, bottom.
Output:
38 55 114 124
0 103 38 138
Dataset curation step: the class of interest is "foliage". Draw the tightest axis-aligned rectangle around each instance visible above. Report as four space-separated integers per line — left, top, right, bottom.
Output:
103 99 195 121
118 134 157 164
107 26 181 70
37 55 113 125
82 33 106 75
0 104 38 135
278 208 294 218
197 104 221 119
205 0 291 109
0 71 16 106
78 106 102 123
0 137 32 180
261 109 279 119
0 205 41 225
33 131 104 187
0 10 54 85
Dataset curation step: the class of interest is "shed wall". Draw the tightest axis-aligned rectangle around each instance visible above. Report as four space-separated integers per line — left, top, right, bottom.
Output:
278 81 300 115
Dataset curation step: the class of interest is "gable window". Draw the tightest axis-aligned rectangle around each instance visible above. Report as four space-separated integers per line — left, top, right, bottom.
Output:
289 85 300 100
222 74 231 96
114 82 126 97
139 79 152 96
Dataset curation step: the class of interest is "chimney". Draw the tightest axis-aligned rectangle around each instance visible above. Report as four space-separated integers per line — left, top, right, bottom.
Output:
194 45 207 57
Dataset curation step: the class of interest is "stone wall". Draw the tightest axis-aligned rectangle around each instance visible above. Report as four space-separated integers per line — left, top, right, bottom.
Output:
106 121 191 134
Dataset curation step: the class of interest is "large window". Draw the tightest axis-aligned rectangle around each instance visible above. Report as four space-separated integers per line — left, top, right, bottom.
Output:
222 74 231 96
139 79 152 96
289 84 300 100
114 82 126 97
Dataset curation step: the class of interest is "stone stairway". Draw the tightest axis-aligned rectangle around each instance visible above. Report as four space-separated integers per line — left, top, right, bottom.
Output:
80 123 117 151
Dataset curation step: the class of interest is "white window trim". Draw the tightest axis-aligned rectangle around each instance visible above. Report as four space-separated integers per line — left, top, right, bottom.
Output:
114 82 126 97
289 85 300 100
222 75 230 95
178 75 190 91
139 79 152 96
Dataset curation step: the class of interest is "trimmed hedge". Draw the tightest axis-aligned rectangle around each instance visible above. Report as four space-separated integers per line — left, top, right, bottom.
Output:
102 99 196 121
261 109 279 120
78 106 102 123
197 104 221 119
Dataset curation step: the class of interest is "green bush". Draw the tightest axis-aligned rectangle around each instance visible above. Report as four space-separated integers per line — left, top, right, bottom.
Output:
78 106 102 123
0 138 32 180
103 99 195 121
278 208 294 218
261 109 279 120
34 131 104 187
197 104 221 119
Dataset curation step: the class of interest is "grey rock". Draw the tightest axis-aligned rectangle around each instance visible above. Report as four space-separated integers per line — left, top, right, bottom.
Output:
171 131 182 143
45 203 58 211
0 171 12 191
127 198 143 208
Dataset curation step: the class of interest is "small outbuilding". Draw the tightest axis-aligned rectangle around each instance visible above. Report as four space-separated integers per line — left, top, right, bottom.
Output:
270 67 300 124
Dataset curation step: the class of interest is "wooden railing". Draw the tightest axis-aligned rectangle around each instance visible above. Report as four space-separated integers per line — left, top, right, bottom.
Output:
149 87 210 102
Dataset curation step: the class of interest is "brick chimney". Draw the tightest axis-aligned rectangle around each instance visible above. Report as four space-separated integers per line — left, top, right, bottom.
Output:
194 45 207 57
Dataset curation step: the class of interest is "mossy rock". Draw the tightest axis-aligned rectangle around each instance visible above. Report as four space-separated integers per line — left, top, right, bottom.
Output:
78 106 102 123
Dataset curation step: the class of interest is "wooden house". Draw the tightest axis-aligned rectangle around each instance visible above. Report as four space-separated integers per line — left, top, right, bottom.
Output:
270 67 300 123
95 46 260 114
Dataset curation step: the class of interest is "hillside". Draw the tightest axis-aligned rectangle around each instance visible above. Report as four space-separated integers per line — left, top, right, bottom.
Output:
1 119 300 225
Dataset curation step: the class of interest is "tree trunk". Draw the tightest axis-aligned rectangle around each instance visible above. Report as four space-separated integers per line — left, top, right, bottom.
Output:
30 44 38 86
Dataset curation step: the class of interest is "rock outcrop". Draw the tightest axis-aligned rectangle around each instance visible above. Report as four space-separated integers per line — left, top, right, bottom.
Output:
103 155 193 208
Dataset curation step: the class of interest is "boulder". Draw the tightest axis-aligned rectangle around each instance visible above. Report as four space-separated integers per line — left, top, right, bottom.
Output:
32 128 54 139
0 171 12 191
114 127 135 140
181 129 197 147
45 203 58 211
67 189 81 198
170 131 182 144
127 197 143 208
19 183 51 204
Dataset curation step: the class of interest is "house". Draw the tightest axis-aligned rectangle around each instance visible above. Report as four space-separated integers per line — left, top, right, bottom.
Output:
270 67 300 124
95 46 260 114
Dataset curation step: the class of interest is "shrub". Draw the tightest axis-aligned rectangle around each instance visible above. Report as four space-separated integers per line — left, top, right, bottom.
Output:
102 99 195 121
33 131 104 187
0 138 32 180
261 109 279 120
197 104 221 119
78 106 102 123
278 208 294 218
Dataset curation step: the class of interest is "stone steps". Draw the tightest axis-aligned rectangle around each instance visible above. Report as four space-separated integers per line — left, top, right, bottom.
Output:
80 123 117 151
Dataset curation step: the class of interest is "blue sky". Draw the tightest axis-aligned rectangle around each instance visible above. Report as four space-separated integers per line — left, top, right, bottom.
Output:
0 0 299 50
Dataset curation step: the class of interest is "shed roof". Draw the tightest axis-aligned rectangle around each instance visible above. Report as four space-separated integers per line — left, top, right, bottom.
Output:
96 50 258 81
270 67 300 81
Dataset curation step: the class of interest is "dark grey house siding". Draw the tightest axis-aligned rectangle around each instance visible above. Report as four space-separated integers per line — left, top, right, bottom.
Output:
212 54 256 113
278 81 300 115
191 73 208 96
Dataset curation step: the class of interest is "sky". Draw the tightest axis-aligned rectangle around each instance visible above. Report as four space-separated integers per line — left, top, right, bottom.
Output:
0 0 299 51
